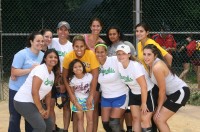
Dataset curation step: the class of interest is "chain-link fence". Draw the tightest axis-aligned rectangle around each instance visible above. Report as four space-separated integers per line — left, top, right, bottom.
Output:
1 0 200 100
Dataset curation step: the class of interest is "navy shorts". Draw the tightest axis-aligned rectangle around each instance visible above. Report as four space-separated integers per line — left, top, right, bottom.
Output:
51 85 68 99
101 94 128 109
164 86 190 112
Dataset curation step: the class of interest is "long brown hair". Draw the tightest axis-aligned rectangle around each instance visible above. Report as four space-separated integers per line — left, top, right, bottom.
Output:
143 44 175 75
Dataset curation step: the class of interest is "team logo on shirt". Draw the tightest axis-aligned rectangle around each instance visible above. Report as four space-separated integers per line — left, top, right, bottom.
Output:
53 48 67 57
44 78 54 86
82 62 90 69
119 73 133 82
100 67 115 76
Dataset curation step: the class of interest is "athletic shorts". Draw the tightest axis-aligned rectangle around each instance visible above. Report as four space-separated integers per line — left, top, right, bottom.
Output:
129 88 155 112
51 85 68 99
96 83 101 92
164 86 190 112
71 97 94 112
101 93 128 109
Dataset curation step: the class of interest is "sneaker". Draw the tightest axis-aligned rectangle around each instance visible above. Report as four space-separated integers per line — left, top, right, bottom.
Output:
55 124 61 131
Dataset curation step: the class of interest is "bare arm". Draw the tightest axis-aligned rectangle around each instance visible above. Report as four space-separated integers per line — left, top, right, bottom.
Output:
32 76 46 115
89 68 99 97
62 67 76 103
86 68 99 109
44 91 51 119
136 75 148 113
153 64 166 115
11 64 39 77
164 53 173 66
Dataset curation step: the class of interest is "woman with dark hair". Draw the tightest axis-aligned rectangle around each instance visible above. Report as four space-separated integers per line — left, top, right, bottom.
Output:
83 17 104 52
40 29 53 52
135 22 173 70
62 35 99 132
106 26 136 57
8 31 44 132
14 49 60 132
116 44 157 132
95 43 129 132
49 21 73 131
82 17 104 131
143 44 190 132
106 26 135 132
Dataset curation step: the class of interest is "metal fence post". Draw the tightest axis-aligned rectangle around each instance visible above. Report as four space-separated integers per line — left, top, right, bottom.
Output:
0 0 3 100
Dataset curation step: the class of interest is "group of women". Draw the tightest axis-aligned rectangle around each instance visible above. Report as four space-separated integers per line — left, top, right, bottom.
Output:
8 18 190 132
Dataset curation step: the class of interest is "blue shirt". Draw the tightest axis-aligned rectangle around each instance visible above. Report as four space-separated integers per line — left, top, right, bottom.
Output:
9 48 44 91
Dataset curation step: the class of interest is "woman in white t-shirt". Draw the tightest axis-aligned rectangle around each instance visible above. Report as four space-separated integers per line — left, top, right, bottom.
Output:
67 59 93 132
143 44 190 132
14 49 60 132
95 43 129 132
116 44 157 132
49 21 73 131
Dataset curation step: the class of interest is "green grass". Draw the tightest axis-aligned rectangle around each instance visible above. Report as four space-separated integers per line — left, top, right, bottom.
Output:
188 90 200 106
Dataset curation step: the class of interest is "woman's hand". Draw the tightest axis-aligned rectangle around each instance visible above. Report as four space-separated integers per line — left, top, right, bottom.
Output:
141 103 149 115
86 95 93 109
39 109 48 119
154 108 161 120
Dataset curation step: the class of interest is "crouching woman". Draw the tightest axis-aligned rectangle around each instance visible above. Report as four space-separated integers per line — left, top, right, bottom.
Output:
143 44 190 132
14 49 60 132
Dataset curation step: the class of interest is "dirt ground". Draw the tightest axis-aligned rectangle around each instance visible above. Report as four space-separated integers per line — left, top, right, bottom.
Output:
0 101 200 132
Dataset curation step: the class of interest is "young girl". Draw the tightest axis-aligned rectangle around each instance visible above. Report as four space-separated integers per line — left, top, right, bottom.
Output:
116 44 157 132
67 59 94 132
143 44 190 132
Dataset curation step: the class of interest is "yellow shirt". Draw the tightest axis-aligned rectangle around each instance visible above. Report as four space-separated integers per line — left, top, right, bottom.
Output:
63 50 99 72
137 38 168 70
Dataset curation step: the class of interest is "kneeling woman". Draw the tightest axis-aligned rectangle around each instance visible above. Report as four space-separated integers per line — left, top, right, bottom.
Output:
14 49 60 132
143 44 190 132
116 44 156 132
95 43 129 132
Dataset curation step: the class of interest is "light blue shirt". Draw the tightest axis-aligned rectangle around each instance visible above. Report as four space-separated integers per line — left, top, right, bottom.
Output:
9 48 44 91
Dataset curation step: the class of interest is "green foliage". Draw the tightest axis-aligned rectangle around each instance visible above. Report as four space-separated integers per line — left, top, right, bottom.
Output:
188 90 200 106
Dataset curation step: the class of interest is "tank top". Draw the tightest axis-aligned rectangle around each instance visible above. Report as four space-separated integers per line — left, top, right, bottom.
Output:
150 58 187 95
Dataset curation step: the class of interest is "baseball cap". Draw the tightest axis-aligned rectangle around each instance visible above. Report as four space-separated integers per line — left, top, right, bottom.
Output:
116 44 131 54
57 21 70 29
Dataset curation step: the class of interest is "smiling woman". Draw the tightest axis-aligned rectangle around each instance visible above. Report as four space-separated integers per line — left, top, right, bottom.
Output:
62 35 99 131
8 31 45 132
13 49 60 132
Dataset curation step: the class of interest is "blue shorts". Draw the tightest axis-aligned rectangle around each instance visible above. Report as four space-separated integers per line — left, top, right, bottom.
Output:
71 97 94 112
101 94 128 109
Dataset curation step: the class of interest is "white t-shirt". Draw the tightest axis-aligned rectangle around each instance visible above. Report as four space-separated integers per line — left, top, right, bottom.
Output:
70 73 93 98
98 56 128 98
118 61 154 94
14 64 55 103
49 38 73 71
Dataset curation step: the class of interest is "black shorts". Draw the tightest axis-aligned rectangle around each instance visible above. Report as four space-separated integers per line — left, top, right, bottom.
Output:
51 85 68 99
129 88 155 112
164 86 190 112
96 83 100 92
